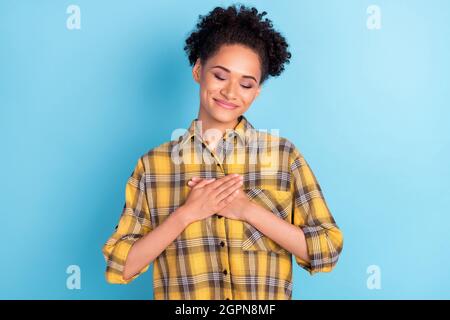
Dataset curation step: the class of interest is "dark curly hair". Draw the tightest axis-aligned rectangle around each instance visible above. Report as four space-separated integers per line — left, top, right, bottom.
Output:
184 3 291 85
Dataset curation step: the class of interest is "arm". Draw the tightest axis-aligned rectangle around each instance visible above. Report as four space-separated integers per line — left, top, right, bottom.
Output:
244 201 310 263
102 159 243 284
122 206 190 281
102 157 157 284
289 148 344 274
102 157 192 283
244 148 343 275
124 174 244 280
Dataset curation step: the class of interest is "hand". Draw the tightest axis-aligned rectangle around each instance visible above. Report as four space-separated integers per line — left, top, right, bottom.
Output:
181 174 244 225
187 176 252 222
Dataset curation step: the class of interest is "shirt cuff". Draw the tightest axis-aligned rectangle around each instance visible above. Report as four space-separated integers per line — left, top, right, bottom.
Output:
104 238 150 284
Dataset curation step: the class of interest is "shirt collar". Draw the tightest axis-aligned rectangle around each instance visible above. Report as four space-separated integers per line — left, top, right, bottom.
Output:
177 114 254 148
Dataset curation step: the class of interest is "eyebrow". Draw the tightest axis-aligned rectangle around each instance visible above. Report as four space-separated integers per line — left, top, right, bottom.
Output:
211 65 258 83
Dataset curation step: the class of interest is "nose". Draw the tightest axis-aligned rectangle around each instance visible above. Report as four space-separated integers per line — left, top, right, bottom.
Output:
220 79 238 100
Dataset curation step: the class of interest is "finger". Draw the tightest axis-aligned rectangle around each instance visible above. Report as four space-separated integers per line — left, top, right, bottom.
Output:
193 177 216 185
188 178 214 188
195 178 215 188
213 175 243 196
191 176 202 181
209 173 241 189
187 181 196 188
215 179 243 203
217 189 239 209
193 178 215 189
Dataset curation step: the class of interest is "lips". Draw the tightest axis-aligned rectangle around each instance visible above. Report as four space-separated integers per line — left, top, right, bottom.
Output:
213 98 239 110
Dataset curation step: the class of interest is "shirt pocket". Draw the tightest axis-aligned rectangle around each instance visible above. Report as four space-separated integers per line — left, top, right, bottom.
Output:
241 188 293 254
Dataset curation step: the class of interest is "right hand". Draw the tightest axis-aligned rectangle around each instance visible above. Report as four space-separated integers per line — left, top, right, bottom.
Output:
181 174 244 224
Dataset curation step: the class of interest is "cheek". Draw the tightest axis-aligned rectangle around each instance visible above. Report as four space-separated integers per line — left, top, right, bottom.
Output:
204 74 223 90
241 90 258 105
201 80 222 97
208 82 224 93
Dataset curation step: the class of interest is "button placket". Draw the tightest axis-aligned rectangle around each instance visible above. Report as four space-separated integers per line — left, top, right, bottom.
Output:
203 141 224 171
216 210 231 299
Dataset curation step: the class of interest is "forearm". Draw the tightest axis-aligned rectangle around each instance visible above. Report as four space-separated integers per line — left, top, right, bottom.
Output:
244 202 310 263
123 206 190 280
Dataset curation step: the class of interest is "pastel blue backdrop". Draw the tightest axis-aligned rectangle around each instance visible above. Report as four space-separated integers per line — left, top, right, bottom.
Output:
1 0 449 299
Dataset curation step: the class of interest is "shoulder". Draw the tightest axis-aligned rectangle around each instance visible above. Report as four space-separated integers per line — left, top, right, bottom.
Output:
255 130 305 163
133 139 178 173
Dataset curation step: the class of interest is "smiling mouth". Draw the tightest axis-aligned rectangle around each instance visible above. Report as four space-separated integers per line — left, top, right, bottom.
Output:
213 98 239 110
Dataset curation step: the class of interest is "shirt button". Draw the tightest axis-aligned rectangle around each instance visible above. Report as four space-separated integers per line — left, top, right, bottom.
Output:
220 241 225 247
225 297 230 300
223 269 228 275
218 215 223 219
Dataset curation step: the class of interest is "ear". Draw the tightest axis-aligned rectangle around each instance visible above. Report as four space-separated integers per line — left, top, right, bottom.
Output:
192 58 202 83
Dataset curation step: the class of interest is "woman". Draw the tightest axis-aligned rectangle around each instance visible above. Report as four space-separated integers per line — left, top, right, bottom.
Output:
102 4 343 300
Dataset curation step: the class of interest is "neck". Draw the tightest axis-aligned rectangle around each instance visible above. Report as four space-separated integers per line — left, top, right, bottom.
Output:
197 107 239 138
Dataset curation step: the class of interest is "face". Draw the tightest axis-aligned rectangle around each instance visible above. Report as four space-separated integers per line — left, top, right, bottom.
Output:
192 44 262 126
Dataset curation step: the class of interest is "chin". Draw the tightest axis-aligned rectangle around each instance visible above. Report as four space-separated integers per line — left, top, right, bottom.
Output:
208 107 240 123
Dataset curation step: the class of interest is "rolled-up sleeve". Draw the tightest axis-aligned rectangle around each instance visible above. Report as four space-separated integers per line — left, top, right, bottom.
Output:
102 157 152 284
289 148 344 275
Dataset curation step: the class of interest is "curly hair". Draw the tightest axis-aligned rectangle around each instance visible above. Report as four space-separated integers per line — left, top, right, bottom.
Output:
184 3 291 85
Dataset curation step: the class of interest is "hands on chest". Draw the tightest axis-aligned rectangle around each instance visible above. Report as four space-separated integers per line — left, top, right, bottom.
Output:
182 174 253 224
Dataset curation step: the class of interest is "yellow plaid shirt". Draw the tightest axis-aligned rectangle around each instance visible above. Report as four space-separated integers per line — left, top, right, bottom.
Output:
102 115 343 300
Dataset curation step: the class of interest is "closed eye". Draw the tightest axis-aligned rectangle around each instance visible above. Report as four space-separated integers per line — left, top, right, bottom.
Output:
214 74 252 89
214 74 226 81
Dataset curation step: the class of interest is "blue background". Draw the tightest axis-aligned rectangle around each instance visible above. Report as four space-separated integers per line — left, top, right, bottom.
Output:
1 0 449 299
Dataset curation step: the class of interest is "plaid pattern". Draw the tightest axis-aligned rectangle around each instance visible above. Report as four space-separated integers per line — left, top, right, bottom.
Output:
102 115 343 300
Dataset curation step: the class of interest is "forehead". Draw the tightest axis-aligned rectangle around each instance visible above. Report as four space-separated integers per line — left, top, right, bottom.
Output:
205 44 261 79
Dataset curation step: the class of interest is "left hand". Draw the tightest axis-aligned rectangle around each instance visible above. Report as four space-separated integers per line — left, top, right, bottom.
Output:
187 176 252 222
